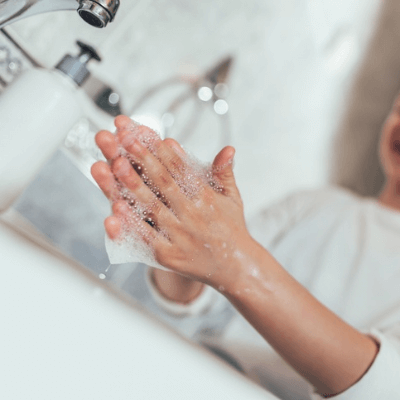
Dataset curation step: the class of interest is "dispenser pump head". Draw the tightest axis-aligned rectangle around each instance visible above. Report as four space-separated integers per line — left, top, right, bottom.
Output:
55 41 101 86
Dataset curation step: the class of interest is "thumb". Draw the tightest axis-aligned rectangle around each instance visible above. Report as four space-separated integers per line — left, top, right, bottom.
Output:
212 146 241 201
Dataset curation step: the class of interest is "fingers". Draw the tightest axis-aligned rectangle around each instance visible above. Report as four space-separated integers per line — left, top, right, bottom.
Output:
111 199 165 246
163 138 186 155
212 146 241 200
213 145 235 167
114 115 134 131
117 124 161 151
104 196 167 246
112 199 131 216
91 161 119 200
111 157 178 228
122 138 189 212
152 138 189 180
115 122 188 186
95 130 119 160
118 125 200 203
104 216 121 240
118 125 186 177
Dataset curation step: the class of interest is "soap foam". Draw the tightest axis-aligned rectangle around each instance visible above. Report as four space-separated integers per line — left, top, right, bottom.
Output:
105 118 224 269
105 227 166 270
106 195 166 269
170 153 223 199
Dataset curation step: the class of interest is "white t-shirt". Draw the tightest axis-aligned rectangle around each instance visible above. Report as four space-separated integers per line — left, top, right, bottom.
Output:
147 186 400 400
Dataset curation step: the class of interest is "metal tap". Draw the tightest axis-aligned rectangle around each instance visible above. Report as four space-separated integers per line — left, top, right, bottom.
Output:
0 0 119 29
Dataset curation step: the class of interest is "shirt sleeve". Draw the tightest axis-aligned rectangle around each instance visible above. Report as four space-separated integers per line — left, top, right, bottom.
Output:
145 267 221 317
310 323 400 400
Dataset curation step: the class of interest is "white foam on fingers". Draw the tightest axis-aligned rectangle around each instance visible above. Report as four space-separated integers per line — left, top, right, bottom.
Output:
104 118 224 268
105 233 167 270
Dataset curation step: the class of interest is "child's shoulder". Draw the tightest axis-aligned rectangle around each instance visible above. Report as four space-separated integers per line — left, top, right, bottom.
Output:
282 185 361 219
251 185 360 228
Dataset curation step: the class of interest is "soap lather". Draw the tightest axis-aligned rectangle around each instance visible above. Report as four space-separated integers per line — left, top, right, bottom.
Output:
0 41 101 213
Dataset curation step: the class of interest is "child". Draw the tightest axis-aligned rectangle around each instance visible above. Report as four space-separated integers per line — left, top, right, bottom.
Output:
91 95 400 399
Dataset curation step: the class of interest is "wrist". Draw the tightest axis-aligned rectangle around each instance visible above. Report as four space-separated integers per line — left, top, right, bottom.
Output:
210 236 283 297
151 268 205 304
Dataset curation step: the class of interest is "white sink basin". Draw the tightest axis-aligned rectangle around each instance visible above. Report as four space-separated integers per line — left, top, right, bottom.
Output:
0 219 278 400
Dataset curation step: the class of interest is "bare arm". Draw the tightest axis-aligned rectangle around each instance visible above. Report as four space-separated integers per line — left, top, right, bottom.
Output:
92 116 378 397
222 240 378 396
151 241 378 396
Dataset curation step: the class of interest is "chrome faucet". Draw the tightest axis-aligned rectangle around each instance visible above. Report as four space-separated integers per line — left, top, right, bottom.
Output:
0 0 119 29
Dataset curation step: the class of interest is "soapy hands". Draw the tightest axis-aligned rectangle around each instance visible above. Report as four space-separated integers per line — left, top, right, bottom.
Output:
92 116 380 397
91 115 259 289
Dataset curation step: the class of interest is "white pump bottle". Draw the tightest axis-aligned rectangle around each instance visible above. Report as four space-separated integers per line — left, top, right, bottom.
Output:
0 41 101 213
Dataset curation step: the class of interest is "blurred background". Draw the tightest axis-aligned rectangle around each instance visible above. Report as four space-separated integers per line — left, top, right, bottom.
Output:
2 0 399 336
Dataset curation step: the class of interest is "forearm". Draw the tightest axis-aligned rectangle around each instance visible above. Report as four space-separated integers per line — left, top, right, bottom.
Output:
223 240 379 397
151 268 205 304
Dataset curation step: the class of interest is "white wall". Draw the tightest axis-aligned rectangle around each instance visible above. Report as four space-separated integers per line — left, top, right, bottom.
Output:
6 0 383 215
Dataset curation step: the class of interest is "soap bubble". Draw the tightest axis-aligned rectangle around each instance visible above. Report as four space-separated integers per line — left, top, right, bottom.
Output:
105 118 224 269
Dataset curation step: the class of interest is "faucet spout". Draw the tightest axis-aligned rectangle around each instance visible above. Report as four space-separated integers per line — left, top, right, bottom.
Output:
0 0 119 29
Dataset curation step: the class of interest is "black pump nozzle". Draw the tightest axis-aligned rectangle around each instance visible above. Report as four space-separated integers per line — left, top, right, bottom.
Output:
55 40 101 86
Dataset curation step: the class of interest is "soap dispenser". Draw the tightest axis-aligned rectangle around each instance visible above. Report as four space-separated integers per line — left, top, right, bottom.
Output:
0 41 101 213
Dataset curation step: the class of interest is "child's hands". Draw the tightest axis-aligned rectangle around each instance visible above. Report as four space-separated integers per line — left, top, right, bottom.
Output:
91 116 258 289
91 117 380 397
